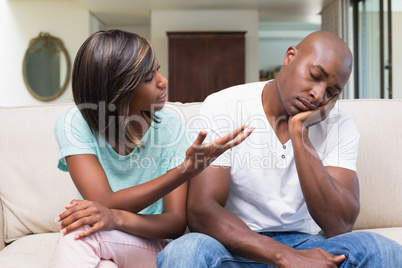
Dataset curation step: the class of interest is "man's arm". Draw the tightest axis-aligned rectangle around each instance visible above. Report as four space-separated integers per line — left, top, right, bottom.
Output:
289 100 360 238
187 166 345 267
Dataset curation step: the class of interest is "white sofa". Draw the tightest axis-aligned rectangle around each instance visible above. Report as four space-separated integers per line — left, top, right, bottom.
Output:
0 99 401 267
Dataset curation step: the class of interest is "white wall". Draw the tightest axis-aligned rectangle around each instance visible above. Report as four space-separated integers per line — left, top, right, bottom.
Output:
150 10 259 91
259 39 292 71
258 21 320 80
90 13 105 35
105 25 151 41
258 31 318 72
0 0 91 107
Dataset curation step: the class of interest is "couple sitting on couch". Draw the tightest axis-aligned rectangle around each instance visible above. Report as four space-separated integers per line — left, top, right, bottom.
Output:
51 29 402 268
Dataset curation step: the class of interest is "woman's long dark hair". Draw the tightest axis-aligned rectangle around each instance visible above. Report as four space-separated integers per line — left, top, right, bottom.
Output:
72 29 156 148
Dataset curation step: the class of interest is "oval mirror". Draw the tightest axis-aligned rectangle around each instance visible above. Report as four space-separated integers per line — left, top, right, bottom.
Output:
23 32 71 101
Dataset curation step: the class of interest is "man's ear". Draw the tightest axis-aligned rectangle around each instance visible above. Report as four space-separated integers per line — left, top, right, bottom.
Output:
283 46 297 66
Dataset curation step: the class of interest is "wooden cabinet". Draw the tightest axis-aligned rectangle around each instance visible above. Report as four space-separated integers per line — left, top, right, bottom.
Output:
167 32 246 103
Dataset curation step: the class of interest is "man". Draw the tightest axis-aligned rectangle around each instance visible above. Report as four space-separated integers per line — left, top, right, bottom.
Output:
157 31 402 267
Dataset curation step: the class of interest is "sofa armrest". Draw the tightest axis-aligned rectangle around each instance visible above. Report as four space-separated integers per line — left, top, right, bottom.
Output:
0 199 5 250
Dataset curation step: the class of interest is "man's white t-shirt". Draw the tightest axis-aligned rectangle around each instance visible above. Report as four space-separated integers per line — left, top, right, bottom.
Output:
193 81 359 234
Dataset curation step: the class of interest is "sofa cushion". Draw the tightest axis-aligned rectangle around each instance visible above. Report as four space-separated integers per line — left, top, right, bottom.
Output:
354 227 402 245
338 100 402 230
0 233 59 267
0 104 77 243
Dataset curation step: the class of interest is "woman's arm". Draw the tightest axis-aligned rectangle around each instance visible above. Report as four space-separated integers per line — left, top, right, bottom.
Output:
66 154 188 213
66 126 254 213
57 182 188 240
56 126 253 238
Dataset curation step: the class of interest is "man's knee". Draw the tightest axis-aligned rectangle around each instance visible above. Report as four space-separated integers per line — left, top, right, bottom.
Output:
350 231 400 251
158 232 212 257
337 231 402 266
157 232 223 267
360 232 402 256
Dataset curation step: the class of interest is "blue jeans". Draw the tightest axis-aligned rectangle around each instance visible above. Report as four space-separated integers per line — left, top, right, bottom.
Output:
157 231 402 267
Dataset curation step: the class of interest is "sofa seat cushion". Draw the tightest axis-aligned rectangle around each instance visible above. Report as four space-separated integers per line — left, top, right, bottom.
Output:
0 232 59 268
354 227 402 245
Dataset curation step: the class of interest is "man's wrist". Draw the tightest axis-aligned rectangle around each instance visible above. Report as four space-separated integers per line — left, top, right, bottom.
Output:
289 118 308 140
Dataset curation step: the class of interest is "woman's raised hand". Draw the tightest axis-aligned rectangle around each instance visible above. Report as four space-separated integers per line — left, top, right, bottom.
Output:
182 125 254 176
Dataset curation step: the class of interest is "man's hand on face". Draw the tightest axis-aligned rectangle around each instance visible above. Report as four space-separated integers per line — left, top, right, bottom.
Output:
289 95 339 131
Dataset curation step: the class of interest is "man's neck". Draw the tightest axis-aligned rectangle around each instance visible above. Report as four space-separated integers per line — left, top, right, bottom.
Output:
262 80 290 144
262 80 288 119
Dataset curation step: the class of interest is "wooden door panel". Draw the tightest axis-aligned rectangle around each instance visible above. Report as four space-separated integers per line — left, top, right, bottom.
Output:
168 32 246 103
168 37 207 102
206 36 245 93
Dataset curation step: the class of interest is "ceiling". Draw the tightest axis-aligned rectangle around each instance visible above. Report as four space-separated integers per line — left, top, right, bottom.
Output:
74 0 334 27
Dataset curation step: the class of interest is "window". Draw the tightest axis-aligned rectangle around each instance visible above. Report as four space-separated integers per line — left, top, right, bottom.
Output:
349 0 393 98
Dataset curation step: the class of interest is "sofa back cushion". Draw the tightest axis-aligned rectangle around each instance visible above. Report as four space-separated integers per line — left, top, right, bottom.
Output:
0 103 77 243
338 99 402 230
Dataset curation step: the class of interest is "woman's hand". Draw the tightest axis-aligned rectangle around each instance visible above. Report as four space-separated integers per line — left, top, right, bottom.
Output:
182 125 254 176
55 199 118 239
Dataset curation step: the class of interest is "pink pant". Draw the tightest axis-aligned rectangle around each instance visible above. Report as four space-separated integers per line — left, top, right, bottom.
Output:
52 226 169 268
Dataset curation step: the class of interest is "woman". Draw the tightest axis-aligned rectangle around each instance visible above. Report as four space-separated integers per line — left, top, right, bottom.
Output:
51 29 253 267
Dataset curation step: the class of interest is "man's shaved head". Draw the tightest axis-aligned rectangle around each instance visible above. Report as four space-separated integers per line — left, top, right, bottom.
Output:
295 31 353 79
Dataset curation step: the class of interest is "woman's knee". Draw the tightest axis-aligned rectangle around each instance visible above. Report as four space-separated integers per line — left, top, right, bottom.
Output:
55 226 91 249
52 226 98 267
